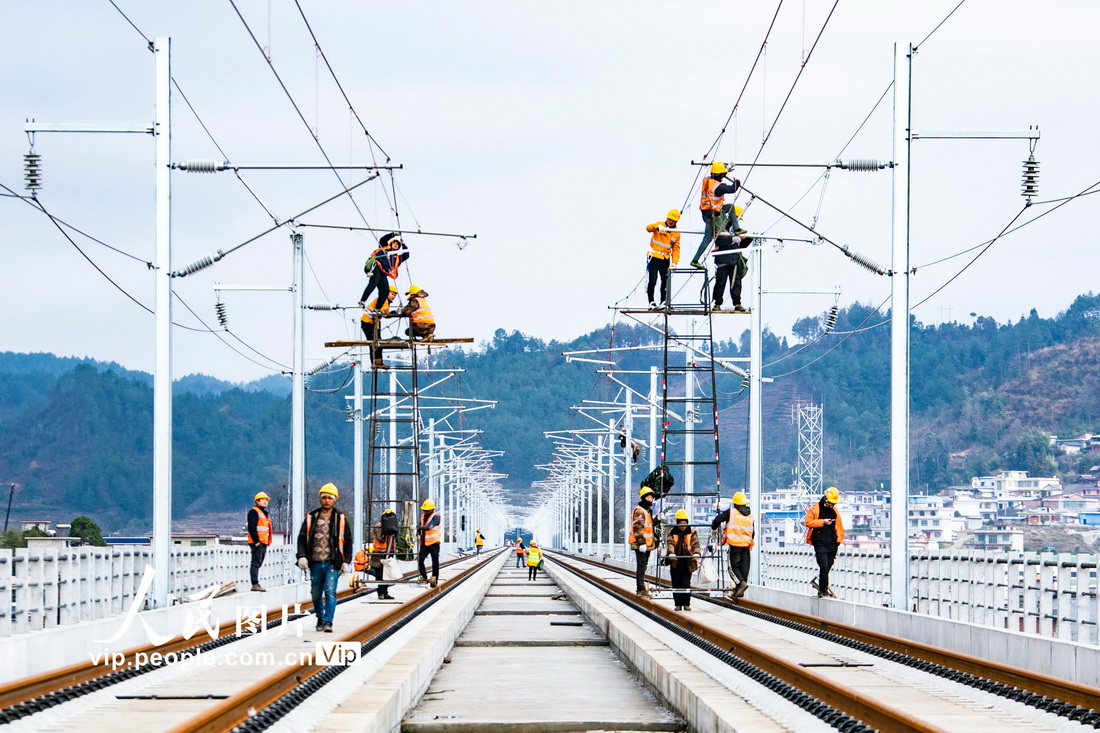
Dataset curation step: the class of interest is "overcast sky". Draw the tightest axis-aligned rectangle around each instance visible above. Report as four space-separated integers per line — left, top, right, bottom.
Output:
2 1 1098 384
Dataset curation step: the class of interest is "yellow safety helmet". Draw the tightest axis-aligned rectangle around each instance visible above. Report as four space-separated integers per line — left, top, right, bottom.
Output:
734 206 744 217
383 507 395 514
666 209 681 222
388 284 399 293
254 492 270 502
639 486 655 499
318 483 339 499
530 540 538 547
674 509 689 521
732 491 748 506
824 487 840 504
421 499 436 511
710 161 728 175
407 285 422 296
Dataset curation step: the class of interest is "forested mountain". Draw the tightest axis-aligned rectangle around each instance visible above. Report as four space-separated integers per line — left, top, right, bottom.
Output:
2 292 1099 532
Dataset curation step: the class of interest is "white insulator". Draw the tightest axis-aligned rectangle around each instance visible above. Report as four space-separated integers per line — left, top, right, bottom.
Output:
174 249 225 277
306 303 340 311
1021 155 1039 199
214 301 228 328
842 246 887 276
837 158 887 172
824 305 840 333
24 153 42 191
177 159 225 173
306 357 338 377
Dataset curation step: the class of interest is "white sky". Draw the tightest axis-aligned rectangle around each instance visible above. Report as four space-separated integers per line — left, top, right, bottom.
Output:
2 1 1098 383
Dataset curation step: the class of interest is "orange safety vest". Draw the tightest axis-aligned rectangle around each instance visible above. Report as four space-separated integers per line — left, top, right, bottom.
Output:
647 225 680 261
410 295 435 325
628 505 655 548
515 545 526 554
305 511 347 561
249 508 272 546
421 512 441 546
804 503 845 545
353 549 369 572
724 512 754 548
360 296 391 322
700 177 724 212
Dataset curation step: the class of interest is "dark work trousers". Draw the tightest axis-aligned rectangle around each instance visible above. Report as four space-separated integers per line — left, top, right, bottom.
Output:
713 263 744 307
368 566 391 598
418 542 440 580
360 318 382 363
814 543 839 593
727 545 751 584
646 257 670 305
515 551 525 567
634 549 651 592
249 543 267 585
670 561 693 607
528 563 539 581
360 268 388 310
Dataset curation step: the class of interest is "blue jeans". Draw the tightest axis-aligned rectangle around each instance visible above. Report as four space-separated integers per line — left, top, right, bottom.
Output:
692 206 740 264
310 562 339 624
515 553 524 567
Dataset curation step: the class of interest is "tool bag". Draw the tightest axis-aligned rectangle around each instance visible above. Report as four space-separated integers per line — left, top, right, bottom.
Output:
697 544 719 584
640 464 675 499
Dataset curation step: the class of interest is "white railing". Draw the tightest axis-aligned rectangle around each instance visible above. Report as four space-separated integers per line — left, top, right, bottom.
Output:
1 544 300 637
763 547 1100 644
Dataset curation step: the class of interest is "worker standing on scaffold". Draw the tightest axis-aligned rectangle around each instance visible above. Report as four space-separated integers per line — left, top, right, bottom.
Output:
361 284 398 370
690 162 743 269
399 285 436 341
644 210 681 309
629 486 658 597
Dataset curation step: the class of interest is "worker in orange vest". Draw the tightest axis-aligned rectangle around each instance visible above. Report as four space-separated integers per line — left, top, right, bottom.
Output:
690 161 743 268
514 538 527 568
629 486 658 596
296 483 350 632
644 210 681 309
666 509 701 611
370 512 398 600
417 498 442 587
711 491 754 598
805 487 845 598
399 285 436 341
361 285 398 370
360 233 408 312
246 491 273 592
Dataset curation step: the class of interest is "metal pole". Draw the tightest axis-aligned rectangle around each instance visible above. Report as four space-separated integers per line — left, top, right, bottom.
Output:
291 232 306 543
624 391 633 551
388 369 398 510
648 366 658 473
749 244 763 585
353 359 363 550
890 42 913 610
151 37 172 609
684 340 695 519
596 437 604 552
607 419 615 553
4 484 15 533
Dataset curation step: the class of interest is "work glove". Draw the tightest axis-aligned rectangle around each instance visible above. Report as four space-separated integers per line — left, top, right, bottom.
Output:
657 226 670 233
340 563 351 576
297 557 309 572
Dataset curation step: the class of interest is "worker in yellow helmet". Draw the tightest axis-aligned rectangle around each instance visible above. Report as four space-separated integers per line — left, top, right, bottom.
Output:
526 540 543 581
629 486 658 596
711 208 752 313
417 498 441 587
474 528 485 555
361 284 398 370
691 161 744 268
666 509 701 611
644 209 682 309
399 285 436 341
711 491 754 598
246 491 272 592
296 483 350 632
360 232 409 311
805 487 845 598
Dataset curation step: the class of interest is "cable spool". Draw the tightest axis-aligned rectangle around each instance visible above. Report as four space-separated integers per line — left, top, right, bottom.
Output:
1021 155 1039 200
836 158 888 172
214 300 228 328
823 305 839 333
24 152 42 192
176 159 225 173
174 249 225 277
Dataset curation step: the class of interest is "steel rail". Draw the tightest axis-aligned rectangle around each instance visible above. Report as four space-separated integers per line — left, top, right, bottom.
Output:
548 552 938 732
0 554 474 712
559 552 1100 718
169 552 500 733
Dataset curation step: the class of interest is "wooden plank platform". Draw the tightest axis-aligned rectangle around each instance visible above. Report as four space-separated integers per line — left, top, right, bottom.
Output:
324 338 474 349
617 308 751 315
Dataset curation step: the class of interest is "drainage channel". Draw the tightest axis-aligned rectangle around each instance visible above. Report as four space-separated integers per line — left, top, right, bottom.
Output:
401 562 684 732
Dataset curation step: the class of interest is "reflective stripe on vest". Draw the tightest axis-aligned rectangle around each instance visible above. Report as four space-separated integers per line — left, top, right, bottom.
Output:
305 512 346 559
628 506 654 546
422 512 441 545
361 297 391 322
526 548 542 566
251 508 272 545
700 177 723 211
649 230 678 260
515 545 526 554
724 512 754 547
411 296 435 325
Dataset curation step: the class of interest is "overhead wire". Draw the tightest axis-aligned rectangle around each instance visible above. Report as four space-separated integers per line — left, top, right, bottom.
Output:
174 292 290 371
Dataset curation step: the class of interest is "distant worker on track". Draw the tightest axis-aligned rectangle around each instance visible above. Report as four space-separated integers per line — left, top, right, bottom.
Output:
246 491 272 592
691 162 743 269
417 498 442 588
666 509 701 611
526 540 543 581
399 285 436 341
804 487 845 599
370 512 397 600
629 486 658 597
359 233 409 311
296 483 350 632
475 529 485 555
711 491 754 598
711 214 752 313
515 538 527 568
644 210 682 309
361 284 398 370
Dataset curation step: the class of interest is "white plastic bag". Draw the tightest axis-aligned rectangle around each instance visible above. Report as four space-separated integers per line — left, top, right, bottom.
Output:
382 557 402 581
697 545 719 584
